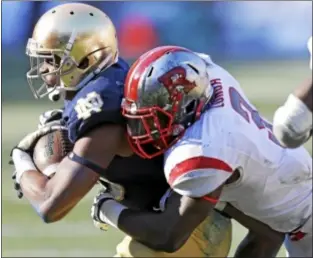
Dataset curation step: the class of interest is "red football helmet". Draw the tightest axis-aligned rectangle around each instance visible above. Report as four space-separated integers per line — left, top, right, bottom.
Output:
122 46 213 159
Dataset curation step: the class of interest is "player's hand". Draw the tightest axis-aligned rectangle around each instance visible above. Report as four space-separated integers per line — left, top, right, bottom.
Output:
9 148 37 199
97 178 125 201
9 124 67 199
38 109 64 129
91 190 115 231
13 124 67 153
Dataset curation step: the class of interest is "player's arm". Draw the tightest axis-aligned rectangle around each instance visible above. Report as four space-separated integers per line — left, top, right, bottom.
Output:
13 123 124 223
93 185 222 253
216 202 284 257
293 77 313 112
234 230 283 258
273 36 313 148
11 70 128 222
93 150 229 252
116 152 231 252
121 186 223 252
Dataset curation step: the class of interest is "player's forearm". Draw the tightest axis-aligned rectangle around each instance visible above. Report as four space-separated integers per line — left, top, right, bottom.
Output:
19 160 85 223
116 193 212 253
97 192 213 252
293 77 313 112
96 193 189 252
234 230 283 258
118 209 181 252
12 148 66 222
20 170 58 222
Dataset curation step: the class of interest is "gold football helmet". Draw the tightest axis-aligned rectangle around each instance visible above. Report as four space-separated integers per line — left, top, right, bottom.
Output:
26 3 119 99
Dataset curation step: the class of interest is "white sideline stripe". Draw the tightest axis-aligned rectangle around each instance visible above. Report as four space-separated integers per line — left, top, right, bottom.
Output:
2 194 95 202
2 222 106 237
2 187 100 202
2 249 112 257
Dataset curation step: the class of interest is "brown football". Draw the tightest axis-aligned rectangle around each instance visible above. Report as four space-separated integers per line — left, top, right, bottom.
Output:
33 130 73 177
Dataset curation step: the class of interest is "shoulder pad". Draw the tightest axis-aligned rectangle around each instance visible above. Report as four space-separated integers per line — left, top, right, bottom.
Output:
63 64 128 142
164 128 234 198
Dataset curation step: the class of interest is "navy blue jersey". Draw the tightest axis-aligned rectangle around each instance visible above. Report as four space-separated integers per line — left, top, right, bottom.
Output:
106 154 168 210
62 58 169 210
63 58 129 143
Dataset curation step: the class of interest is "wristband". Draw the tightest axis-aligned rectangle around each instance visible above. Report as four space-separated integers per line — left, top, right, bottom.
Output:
99 199 127 228
12 149 37 183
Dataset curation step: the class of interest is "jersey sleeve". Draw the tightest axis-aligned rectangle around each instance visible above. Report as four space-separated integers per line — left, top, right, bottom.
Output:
164 141 235 198
63 62 128 143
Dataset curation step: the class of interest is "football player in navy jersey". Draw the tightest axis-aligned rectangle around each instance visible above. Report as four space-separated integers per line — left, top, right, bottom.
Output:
10 3 233 257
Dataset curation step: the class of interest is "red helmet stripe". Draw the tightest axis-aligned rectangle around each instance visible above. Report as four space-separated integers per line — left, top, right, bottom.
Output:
125 45 191 101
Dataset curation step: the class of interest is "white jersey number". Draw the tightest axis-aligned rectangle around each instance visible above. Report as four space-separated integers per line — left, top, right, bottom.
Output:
75 92 104 120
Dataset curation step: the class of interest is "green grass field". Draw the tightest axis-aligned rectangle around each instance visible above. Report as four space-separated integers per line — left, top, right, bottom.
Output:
2 61 312 257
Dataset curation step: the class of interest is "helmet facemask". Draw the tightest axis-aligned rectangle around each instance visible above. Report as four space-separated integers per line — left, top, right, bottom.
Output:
26 35 81 99
26 3 119 101
122 97 189 159
26 35 116 100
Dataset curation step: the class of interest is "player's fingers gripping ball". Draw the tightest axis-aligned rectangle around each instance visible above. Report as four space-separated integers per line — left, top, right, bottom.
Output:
11 128 72 199
14 124 67 153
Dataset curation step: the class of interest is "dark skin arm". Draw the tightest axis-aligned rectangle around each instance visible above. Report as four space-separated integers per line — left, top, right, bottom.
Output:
293 77 312 112
20 124 124 222
222 203 284 258
234 230 283 258
117 186 223 253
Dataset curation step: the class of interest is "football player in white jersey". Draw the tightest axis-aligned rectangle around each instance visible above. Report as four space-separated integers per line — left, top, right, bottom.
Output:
273 36 312 148
92 46 311 257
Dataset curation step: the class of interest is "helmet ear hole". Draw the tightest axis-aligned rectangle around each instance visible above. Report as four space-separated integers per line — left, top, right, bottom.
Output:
147 67 154 77
156 110 171 130
53 54 61 67
187 64 199 74
78 57 89 69
185 99 197 113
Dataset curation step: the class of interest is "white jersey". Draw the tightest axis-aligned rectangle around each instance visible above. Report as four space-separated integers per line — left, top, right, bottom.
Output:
164 54 312 233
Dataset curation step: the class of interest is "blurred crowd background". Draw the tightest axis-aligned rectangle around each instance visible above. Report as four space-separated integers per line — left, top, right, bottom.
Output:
2 1 312 257
2 1 312 101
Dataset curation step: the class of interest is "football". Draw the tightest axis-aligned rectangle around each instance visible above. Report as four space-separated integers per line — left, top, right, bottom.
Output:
33 130 73 177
